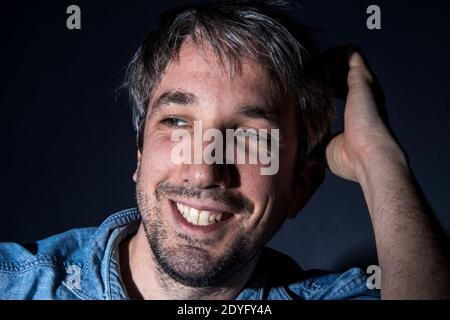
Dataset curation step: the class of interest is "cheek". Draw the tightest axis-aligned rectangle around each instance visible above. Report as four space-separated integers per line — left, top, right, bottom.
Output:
237 167 288 242
237 164 276 207
139 133 175 183
236 150 296 221
236 146 296 198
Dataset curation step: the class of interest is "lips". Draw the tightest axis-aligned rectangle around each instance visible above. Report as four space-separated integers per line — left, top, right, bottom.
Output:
174 201 234 227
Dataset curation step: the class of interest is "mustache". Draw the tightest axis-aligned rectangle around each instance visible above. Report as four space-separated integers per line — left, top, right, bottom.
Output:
155 182 254 214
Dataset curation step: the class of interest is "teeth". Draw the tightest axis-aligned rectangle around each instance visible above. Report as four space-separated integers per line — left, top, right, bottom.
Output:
198 211 209 226
189 208 200 224
176 202 226 226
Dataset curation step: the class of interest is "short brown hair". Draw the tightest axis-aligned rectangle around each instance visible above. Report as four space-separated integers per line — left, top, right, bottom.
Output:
125 0 334 165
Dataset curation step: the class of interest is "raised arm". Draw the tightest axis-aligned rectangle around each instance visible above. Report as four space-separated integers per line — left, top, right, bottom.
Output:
325 49 450 299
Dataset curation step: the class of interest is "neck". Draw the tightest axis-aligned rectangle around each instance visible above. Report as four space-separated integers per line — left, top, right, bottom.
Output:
119 224 259 300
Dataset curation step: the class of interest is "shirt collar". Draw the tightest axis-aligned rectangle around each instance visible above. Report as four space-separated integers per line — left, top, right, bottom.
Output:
77 208 266 300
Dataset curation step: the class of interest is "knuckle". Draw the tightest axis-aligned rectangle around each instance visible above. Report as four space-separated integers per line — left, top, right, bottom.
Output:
348 66 373 85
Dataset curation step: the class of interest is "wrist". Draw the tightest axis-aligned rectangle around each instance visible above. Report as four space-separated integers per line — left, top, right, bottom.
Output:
354 145 409 191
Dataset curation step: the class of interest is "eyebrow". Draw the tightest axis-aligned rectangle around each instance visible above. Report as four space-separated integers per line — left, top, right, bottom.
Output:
151 90 199 113
237 105 279 126
150 90 278 125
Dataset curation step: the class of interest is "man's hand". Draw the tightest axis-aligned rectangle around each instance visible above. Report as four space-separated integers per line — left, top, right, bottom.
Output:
323 48 450 299
325 51 406 183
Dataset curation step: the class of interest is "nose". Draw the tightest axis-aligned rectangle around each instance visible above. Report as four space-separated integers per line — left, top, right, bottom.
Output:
175 124 237 189
179 161 232 189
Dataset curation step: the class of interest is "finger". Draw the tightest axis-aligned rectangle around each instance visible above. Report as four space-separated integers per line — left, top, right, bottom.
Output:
347 51 380 112
347 51 396 140
348 50 386 110
347 51 374 90
349 50 368 69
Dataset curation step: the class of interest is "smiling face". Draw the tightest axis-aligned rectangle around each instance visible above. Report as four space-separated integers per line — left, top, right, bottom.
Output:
135 39 304 287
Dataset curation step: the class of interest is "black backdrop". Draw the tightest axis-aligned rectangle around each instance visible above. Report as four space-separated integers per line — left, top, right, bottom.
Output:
1 0 449 272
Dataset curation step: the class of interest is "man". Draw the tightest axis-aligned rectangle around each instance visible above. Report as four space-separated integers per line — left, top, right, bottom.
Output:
1 1 449 300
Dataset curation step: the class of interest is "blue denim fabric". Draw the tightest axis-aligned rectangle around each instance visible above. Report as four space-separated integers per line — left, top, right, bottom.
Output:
0 208 380 300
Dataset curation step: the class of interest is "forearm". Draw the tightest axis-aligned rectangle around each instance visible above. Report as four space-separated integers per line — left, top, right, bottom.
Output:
357 151 450 299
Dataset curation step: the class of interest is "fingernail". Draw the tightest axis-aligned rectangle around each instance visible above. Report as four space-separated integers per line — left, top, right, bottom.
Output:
347 45 362 57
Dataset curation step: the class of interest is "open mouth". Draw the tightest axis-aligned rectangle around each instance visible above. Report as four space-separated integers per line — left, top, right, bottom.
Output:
174 201 234 227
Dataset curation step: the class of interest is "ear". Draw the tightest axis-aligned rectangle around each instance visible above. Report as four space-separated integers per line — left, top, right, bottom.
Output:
132 149 142 183
286 156 326 219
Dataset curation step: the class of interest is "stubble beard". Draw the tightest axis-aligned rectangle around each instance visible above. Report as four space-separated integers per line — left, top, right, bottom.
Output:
135 180 268 288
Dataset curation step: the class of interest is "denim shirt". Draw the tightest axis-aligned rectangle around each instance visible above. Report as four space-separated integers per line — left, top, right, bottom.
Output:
0 208 379 300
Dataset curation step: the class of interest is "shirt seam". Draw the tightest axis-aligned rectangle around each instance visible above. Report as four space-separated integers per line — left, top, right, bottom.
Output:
0 254 67 273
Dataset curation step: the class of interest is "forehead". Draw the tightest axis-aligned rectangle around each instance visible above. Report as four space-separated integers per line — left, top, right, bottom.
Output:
150 39 289 113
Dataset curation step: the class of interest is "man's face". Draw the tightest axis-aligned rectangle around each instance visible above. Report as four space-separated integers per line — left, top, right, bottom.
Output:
135 40 302 287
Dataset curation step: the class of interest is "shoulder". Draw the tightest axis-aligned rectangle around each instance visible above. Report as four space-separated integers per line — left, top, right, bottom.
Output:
261 248 380 300
0 226 97 299
0 208 140 299
0 227 97 263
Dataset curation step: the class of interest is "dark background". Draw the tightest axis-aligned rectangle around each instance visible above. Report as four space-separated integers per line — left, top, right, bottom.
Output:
1 0 449 272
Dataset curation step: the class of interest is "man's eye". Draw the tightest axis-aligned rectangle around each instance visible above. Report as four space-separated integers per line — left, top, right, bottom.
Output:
239 129 259 140
161 117 189 127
